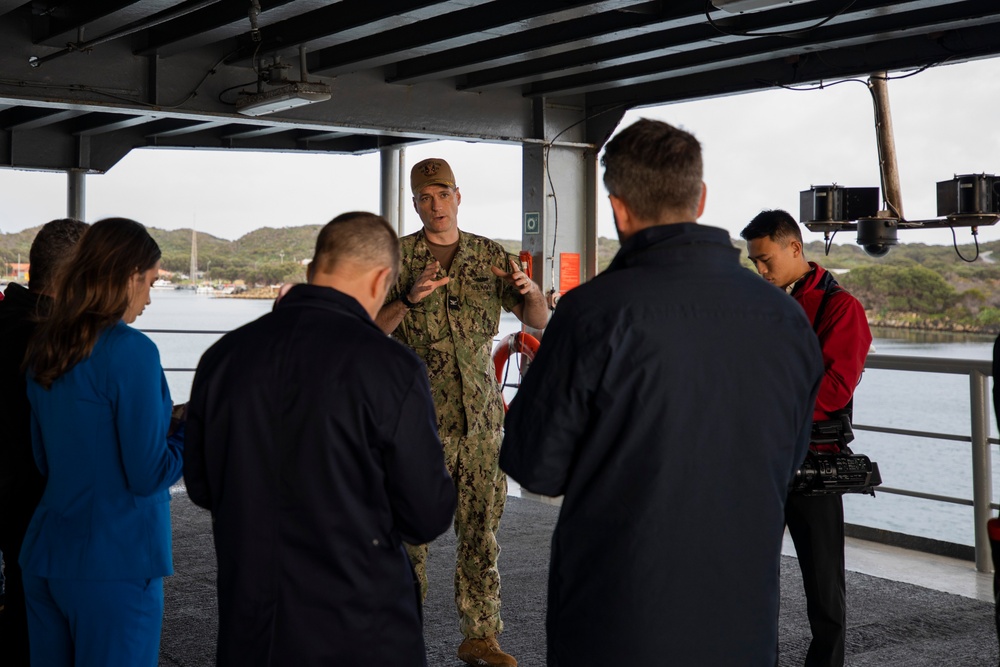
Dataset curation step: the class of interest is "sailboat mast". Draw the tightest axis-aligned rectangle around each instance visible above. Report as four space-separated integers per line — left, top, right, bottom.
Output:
190 227 198 282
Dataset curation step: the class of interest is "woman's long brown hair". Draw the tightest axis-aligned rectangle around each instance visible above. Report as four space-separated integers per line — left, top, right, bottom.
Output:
26 217 161 389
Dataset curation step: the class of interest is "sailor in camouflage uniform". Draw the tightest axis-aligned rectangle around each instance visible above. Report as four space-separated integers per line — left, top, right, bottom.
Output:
377 158 548 667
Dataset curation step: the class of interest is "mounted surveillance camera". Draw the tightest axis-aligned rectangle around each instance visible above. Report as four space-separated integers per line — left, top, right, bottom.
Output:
936 174 1000 217
856 218 898 257
800 185 880 224
800 176 1000 260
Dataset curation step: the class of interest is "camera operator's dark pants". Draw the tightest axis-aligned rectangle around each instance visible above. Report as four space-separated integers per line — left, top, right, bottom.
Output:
785 493 846 667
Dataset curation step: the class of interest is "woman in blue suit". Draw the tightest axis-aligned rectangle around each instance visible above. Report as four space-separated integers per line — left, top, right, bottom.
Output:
21 218 183 667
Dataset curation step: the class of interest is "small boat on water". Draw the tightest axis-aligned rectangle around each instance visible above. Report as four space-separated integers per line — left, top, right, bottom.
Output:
152 279 174 290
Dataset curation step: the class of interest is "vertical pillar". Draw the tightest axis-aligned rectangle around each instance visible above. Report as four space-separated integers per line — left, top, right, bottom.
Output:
584 149 599 281
398 146 407 236
521 99 600 335
380 148 403 235
67 169 86 220
970 370 993 572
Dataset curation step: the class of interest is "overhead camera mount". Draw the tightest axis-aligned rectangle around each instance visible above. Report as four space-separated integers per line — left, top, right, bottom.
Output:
801 176 1000 257
798 73 998 259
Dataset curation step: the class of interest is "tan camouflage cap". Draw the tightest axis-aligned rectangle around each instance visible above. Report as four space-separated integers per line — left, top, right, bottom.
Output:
410 158 457 195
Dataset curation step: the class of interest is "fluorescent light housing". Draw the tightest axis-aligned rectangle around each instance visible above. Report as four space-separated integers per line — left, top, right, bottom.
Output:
711 0 815 13
236 81 332 116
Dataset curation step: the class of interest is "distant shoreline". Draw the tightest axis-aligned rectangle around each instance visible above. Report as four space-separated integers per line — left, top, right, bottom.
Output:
868 315 999 337
211 287 279 300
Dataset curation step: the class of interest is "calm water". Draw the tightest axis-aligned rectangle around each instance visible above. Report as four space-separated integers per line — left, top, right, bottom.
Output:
847 329 999 547
138 290 999 547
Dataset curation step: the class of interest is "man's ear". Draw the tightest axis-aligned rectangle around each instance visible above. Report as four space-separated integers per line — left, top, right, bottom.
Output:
789 238 804 258
372 266 393 300
696 182 707 219
610 195 635 236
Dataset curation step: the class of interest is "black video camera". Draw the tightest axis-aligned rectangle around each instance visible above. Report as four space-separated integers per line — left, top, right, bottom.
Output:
791 451 882 496
789 411 882 496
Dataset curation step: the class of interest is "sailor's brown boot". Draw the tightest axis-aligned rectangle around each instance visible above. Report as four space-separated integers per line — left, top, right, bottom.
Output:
457 635 517 667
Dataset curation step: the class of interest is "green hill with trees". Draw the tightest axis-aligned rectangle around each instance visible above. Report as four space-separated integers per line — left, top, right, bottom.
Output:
4 224 1000 332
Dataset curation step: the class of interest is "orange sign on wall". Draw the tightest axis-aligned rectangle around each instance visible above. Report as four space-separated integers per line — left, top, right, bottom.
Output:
559 253 580 295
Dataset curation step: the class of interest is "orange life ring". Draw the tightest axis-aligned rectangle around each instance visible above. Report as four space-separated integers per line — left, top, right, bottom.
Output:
492 331 541 412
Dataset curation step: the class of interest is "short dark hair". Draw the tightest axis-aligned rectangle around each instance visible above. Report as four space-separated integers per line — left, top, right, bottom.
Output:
601 118 703 221
28 218 88 292
740 209 803 245
312 212 400 286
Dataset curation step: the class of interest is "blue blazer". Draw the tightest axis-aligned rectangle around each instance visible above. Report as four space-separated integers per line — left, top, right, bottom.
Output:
21 321 183 580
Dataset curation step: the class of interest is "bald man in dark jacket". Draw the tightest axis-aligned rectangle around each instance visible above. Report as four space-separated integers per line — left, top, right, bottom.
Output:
184 213 456 666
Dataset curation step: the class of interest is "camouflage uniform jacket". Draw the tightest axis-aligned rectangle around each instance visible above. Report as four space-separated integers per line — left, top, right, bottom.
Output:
389 229 522 439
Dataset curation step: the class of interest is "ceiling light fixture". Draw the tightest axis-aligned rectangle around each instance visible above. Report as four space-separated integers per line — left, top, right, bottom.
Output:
236 44 331 116
236 81 332 116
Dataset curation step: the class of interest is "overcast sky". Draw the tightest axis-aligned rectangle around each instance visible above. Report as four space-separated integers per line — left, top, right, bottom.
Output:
1 56 998 250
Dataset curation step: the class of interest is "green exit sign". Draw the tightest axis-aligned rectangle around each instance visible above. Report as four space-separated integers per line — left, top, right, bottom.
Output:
524 212 540 234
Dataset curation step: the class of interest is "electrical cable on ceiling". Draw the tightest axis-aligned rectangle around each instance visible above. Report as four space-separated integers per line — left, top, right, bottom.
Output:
0 48 231 109
217 80 261 104
158 51 236 108
705 0 858 38
760 76 867 92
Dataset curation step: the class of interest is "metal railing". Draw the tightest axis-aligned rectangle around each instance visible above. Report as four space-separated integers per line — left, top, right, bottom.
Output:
146 327 1000 572
857 354 995 572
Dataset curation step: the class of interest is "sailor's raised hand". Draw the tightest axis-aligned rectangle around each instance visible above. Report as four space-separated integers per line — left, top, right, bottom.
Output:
409 261 450 303
491 258 535 295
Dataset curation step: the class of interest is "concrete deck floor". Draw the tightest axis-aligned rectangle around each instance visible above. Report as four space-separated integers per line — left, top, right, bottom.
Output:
161 486 998 666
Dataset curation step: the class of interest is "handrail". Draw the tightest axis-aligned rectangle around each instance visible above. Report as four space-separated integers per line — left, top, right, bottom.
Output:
149 328 516 375
861 353 994 572
865 354 992 374
144 330 1000 573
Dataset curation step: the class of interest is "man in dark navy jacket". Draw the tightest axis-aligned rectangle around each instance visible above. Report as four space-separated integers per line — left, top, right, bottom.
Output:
501 119 824 667
184 212 457 667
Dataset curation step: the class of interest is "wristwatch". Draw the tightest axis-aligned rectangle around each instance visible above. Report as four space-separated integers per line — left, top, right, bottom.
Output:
400 293 418 309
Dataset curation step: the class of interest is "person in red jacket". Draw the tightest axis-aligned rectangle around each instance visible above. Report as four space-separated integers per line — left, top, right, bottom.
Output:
742 209 872 667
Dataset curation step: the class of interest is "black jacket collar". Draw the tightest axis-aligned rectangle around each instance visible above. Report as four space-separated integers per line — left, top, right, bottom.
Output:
275 283 377 328
605 223 737 273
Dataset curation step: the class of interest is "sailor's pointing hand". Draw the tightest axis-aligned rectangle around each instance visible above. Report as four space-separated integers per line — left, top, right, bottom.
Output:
491 258 535 295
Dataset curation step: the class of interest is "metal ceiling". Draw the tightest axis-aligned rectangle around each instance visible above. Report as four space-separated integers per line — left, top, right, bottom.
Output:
1 0 999 173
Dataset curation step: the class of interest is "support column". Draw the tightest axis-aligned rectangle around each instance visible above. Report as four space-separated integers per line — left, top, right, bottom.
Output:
398 146 407 235
380 148 405 235
67 169 86 220
521 99 602 331
970 369 993 572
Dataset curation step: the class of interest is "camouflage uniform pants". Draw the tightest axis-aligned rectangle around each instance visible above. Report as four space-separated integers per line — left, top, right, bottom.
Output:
406 430 507 638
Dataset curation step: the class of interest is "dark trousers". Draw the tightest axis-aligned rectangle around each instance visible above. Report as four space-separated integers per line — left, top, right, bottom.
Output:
0 531 31 667
785 493 846 667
